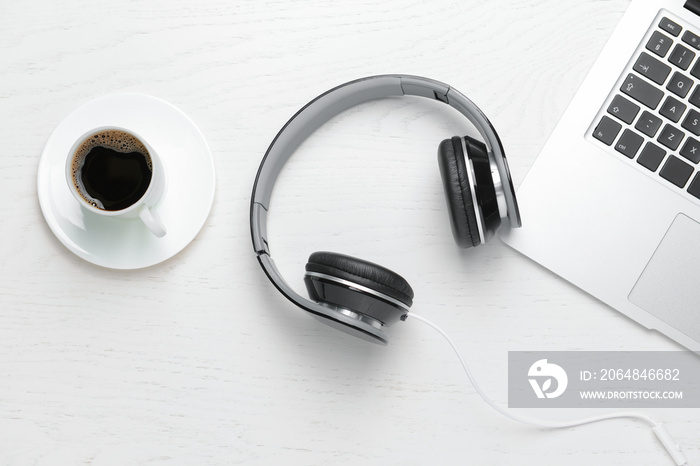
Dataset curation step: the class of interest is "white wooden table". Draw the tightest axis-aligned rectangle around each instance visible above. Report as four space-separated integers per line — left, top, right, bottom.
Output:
1 1 697 464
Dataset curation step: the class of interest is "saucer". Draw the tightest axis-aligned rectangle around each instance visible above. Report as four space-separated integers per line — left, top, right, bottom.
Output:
37 94 215 269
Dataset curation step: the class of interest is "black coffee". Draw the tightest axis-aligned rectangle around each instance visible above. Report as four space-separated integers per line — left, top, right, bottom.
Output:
71 130 152 211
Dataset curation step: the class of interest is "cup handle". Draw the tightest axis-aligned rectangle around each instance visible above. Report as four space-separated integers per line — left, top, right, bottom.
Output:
138 205 166 238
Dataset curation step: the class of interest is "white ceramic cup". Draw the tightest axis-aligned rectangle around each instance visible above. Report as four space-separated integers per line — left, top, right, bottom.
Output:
66 126 167 237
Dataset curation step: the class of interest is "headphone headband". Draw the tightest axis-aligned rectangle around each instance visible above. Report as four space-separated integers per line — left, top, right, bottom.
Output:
250 74 521 343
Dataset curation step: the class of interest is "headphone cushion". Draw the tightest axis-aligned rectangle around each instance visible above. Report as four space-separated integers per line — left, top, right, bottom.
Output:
305 251 414 307
437 136 481 248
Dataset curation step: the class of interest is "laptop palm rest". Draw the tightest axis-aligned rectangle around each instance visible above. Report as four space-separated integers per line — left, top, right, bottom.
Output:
629 213 700 342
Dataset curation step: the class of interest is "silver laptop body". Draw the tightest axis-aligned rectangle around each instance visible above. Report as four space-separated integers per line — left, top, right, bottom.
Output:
502 0 700 351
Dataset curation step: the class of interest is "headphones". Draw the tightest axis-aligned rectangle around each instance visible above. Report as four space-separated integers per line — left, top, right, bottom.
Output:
248 77 693 463
250 75 521 344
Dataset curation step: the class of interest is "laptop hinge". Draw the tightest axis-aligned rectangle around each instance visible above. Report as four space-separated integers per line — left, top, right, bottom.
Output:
686 0 700 17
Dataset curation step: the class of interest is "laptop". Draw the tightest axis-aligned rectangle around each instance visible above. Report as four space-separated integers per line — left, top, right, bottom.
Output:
501 0 700 351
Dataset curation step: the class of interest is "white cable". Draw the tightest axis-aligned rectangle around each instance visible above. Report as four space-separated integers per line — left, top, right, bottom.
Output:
407 312 689 466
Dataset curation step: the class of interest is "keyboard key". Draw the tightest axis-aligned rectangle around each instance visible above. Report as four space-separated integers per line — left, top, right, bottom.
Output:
682 108 700 135
690 59 700 79
621 73 664 109
668 44 696 70
635 110 663 137
647 31 673 57
637 142 666 171
660 155 694 187
660 96 687 122
682 30 700 50
607 94 640 124
666 71 694 97
615 129 644 158
593 116 622 145
657 124 685 150
660 17 682 37
687 173 700 199
634 52 671 84
680 136 700 163
688 86 700 108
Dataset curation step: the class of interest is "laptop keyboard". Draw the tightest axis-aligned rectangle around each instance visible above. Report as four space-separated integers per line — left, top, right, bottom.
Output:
592 12 700 201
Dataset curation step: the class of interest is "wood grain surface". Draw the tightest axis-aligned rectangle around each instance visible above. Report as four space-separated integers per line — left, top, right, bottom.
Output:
1 1 697 464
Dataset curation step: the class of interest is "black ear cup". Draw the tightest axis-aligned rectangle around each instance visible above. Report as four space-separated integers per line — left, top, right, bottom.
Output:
437 136 501 248
438 136 482 248
304 251 414 327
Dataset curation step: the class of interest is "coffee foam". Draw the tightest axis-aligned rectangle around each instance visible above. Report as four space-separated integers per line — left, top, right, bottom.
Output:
71 129 151 209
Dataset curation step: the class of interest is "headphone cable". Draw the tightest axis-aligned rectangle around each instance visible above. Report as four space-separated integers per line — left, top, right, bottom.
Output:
406 312 689 466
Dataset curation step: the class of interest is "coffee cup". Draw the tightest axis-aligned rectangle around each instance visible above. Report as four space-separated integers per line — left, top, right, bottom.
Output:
66 127 167 237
